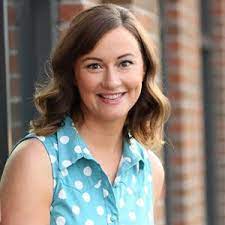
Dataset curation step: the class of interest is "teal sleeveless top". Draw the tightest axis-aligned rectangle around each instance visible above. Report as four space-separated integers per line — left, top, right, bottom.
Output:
17 116 154 225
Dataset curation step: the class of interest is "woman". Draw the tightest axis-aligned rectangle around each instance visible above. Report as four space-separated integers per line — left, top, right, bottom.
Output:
0 4 170 225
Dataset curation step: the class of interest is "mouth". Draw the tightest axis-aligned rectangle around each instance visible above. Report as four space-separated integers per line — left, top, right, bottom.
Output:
97 92 126 100
97 92 126 104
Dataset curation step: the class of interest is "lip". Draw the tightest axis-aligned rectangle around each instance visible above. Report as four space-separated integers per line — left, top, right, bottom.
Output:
97 92 126 105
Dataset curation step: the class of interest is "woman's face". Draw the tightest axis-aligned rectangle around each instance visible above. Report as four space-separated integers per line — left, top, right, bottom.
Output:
73 26 145 123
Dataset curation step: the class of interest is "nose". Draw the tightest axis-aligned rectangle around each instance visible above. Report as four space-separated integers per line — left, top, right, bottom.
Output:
101 66 122 90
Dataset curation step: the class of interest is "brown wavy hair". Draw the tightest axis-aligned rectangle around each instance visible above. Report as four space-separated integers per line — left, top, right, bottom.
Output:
30 3 171 150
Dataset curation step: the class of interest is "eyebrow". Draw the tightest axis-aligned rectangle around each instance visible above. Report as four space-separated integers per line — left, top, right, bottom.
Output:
81 53 135 62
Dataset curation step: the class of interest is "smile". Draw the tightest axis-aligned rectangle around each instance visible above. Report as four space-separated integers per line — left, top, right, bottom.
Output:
98 93 125 100
97 92 126 104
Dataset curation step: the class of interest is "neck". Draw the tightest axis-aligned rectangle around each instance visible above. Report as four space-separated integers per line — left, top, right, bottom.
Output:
75 115 126 154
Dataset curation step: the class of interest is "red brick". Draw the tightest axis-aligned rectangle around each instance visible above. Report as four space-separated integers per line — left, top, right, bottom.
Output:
8 30 17 49
8 5 16 27
9 55 19 74
10 77 21 97
59 4 85 22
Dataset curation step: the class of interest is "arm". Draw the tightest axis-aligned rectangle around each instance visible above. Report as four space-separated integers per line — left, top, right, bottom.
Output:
148 150 165 219
0 139 53 225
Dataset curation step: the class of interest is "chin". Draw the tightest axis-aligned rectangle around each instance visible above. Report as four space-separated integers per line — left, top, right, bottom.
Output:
99 112 128 122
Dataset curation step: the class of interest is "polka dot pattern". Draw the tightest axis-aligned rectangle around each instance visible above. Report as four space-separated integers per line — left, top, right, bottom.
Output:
129 211 136 221
85 220 94 225
60 136 70 144
74 180 83 190
103 188 109 198
72 205 80 215
24 116 154 225
58 189 67 199
94 180 102 189
82 192 91 202
56 216 66 225
96 206 104 216
83 166 92 176
74 145 82 154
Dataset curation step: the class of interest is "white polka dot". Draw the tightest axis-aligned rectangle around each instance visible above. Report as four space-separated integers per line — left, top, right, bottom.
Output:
60 136 69 144
74 180 83 190
136 198 144 207
130 138 136 144
148 175 152 182
53 143 58 150
119 198 125 208
107 214 112 224
38 136 45 142
148 209 153 222
144 186 148 194
114 176 121 184
58 189 66 199
56 216 66 225
61 169 68 177
94 180 102 189
96 206 104 216
123 157 132 163
53 179 56 188
74 145 82 153
143 149 149 158
129 144 137 152
136 164 140 173
50 205 53 212
83 166 92 176
82 192 91 202
83 147 90 154
128 211 136 221
85 219 94 225
62 160 72 168
50 155 56 164
72 205 80 215
127 187 133 195
103 188 109 198
132 175 136 183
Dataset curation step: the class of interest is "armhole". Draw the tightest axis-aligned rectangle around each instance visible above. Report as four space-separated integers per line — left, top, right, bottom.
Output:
11 134 59 199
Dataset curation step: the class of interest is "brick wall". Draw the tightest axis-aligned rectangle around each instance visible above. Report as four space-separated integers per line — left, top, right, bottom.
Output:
210 1 225 224
163 1 206 225
5 0 225 225
7 0 22 146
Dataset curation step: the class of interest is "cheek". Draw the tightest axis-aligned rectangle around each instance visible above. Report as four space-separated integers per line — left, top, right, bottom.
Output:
76 75 98 93
126 70 144 89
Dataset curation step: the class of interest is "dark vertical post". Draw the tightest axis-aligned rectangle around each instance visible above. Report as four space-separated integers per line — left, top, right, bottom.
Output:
0 0 10 176
158 1 171 225
201 0 215 224
18 0 57 134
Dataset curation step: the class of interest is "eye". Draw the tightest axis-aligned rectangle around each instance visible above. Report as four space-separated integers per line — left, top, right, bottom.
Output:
119 60 133 68
86 63 102 70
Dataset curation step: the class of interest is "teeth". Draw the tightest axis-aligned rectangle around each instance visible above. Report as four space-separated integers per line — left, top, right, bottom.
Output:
100 93 123 100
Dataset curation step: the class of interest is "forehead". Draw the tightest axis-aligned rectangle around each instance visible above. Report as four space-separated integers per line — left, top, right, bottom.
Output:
82 27 142 58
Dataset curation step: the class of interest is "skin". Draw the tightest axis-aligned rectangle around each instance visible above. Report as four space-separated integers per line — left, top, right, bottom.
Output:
0 27 164 225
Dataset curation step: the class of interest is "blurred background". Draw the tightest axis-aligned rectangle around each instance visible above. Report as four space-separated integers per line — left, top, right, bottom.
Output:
0 0 224 225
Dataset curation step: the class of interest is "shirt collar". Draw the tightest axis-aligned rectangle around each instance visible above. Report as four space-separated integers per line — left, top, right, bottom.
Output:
56 116 145 171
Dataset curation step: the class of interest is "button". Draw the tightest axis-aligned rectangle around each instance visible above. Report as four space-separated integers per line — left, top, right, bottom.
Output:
110 215 117 222
107 214 117 223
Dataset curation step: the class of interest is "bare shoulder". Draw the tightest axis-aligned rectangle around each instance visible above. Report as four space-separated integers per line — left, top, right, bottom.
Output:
0 138 53 225
147 150 165 203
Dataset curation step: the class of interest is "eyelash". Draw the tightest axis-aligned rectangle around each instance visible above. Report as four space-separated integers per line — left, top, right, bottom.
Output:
86 60 134 70
119 60 134 68
86 63 101 70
